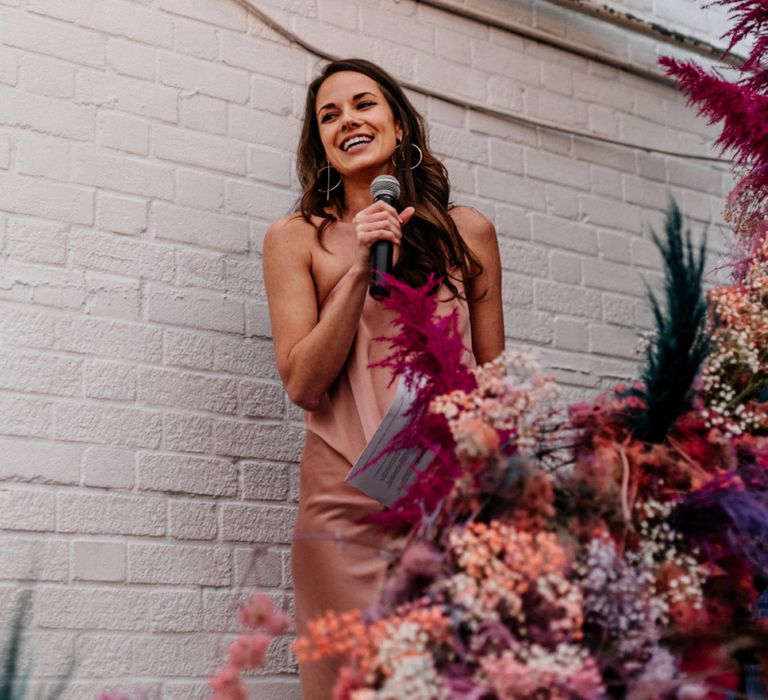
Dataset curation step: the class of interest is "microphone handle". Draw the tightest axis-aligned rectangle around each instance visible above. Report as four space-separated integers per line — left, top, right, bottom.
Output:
369 193 398 300
369 240 392 300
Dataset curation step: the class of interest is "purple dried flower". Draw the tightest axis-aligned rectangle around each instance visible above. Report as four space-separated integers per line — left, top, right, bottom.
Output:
578 538 662 666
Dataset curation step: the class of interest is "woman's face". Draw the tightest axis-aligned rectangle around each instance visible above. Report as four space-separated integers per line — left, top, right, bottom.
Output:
315 71 403 178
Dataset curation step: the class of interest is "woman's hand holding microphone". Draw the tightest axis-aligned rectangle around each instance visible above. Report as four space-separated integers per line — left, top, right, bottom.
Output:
351 200 415 270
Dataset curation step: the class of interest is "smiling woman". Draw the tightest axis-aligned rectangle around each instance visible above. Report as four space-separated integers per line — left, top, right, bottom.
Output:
262 58 504 699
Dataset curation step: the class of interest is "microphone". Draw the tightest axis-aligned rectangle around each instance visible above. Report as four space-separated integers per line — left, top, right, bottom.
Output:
369 174 401 300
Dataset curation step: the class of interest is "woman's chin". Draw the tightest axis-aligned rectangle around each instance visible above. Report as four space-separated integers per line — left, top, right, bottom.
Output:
341 157 396 179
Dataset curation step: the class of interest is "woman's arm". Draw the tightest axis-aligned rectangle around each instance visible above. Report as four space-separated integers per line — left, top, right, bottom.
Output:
264 217 367 411
264 204 414 412
452 207 505 365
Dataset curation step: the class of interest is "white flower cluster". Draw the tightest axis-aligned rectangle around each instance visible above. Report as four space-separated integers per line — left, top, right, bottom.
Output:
432 348 560 458
443 571 508 627
632 500 705 617
517 641 592 671
355 620 447 700
700 237 767 434
701 328 763 435
481 642 601 699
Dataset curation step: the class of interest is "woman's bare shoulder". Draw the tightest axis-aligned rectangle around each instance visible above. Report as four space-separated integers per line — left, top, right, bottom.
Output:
448 205 496 243
264 213 318 257
266 212 318 239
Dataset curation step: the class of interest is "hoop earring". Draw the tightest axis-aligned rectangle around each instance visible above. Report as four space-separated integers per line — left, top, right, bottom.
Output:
392 143 423 170
316 162 342 199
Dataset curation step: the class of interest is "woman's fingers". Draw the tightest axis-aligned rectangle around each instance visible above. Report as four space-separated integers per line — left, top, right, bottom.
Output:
399 206 416 226
356 226 401 246
353 208 400 229
353 201 406 229
358 215 403 235
356 213 402 233
356 218 401 236
354 212 405 245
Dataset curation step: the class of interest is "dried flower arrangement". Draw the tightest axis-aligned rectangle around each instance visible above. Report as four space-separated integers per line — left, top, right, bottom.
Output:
210 2 768 698
289 214 767 697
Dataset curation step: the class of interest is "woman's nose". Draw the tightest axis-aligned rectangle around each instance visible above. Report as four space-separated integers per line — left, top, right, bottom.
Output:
339 108 360 129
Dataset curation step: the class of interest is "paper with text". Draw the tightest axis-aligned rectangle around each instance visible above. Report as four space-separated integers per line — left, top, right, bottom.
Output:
345 378 434 508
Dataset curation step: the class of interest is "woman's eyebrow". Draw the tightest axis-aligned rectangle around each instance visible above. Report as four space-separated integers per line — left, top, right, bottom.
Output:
317 91 376 113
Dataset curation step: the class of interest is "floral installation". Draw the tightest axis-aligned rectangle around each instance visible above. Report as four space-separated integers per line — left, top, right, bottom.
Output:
286 1 768 685
284 196 768 697
213 2 768 697
218 217 768 694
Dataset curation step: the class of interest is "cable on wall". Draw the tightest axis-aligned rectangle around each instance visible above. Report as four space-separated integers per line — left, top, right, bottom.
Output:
416 0 673 87
234 0 730 165
542 0 743 67
418 0 742 81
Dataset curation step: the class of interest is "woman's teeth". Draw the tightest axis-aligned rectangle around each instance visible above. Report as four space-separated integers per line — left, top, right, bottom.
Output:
343 136 372 152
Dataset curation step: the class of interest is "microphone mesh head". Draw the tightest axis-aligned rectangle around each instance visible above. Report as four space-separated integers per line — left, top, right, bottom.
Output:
370 174 400 202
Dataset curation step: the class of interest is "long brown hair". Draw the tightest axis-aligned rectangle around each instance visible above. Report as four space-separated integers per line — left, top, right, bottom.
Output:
296 58 482 298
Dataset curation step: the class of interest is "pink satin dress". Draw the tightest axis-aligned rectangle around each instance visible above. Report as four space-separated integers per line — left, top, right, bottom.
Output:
291 232 474 699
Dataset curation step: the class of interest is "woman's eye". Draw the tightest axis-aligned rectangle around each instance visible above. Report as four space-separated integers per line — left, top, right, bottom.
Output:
357 101 375 109
320 113 337 123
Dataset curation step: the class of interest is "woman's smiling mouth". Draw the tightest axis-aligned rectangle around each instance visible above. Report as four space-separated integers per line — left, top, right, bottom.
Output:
340 134 373 152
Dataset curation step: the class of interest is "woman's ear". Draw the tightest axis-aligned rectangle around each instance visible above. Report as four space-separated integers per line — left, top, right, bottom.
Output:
395 122 403 143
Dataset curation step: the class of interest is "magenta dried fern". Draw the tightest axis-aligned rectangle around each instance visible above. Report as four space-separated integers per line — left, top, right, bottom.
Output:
659 57 768 171
660 1 768 189
374 274 476 399
707 0 768 70
364 275 476 529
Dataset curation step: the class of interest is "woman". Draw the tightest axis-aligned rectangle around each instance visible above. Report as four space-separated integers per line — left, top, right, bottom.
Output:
263 58 504 698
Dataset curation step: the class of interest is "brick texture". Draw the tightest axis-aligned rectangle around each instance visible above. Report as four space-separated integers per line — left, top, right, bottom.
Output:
0 0 730 691
72 540 126 582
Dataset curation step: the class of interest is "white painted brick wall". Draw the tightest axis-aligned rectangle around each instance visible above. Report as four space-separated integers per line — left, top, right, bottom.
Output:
0 0 731 695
